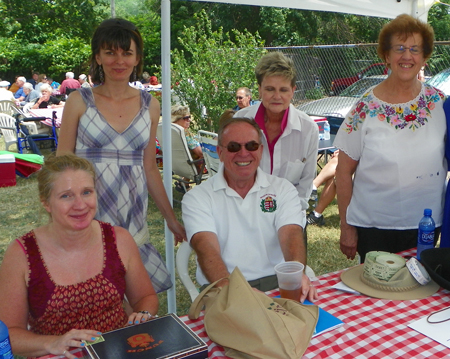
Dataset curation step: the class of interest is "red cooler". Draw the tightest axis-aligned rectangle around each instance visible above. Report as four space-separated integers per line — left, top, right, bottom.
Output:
0 154 16 187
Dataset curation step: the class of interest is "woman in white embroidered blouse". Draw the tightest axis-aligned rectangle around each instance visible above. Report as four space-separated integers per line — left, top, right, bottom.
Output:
334 14 446 262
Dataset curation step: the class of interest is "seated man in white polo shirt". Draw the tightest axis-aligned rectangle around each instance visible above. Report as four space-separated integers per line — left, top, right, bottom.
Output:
182 117 317 303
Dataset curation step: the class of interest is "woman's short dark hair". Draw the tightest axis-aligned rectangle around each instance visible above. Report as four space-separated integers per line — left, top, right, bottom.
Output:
89 18 144 84
378 14 434 63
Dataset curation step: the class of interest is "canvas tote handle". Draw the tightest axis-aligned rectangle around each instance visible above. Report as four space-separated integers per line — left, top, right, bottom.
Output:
188 277 226 320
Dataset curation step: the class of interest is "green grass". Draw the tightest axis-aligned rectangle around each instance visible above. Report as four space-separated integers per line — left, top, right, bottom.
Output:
0 138 357 318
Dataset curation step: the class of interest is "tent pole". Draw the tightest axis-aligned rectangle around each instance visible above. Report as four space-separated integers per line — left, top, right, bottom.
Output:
161 0 176 314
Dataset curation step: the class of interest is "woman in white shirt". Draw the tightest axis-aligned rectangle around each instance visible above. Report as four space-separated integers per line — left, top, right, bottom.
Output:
236 52 319 229
334 14 446 262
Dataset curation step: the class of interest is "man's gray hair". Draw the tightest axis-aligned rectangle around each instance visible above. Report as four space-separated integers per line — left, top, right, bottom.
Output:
218 117 263 145
66 72 75 79
23 82 34 91
17 76 26 83
237 87 252 98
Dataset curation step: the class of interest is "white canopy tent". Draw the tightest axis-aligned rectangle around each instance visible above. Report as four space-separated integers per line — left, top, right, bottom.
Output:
184 0 438 21
160 0 439 313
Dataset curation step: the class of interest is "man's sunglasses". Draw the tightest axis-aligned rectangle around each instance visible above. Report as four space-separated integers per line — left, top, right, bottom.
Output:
182 115 191 120
236 96 244 100
222 141 260 152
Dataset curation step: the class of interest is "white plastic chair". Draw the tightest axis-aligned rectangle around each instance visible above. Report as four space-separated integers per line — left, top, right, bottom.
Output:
176 241 317 302
0 100 15 116
176 241 199 302
0 113 17 151
22 102 34 114
0 110 58 154
0 102 39 135
198 130 220 177
12 103 45 135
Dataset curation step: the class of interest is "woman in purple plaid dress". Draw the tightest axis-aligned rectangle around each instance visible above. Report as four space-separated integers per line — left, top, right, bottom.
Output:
57 18 185 292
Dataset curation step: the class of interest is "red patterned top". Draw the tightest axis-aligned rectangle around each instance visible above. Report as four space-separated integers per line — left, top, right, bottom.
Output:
21 221 128 335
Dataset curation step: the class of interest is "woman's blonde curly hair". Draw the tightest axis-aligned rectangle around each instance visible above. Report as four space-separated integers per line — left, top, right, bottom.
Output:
171 105 190 123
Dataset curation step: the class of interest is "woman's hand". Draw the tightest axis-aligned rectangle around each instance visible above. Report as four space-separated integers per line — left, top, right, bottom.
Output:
46 329 102 359
168 219 186 244
340 223 358 260
331 149 340 158
126 311 157 326
335 151 359 260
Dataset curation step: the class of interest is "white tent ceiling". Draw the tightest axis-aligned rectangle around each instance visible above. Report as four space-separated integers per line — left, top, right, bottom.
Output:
161 0 440 313
186 0 438 21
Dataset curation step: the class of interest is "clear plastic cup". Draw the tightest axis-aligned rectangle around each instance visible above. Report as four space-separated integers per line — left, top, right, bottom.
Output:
274 261 304 301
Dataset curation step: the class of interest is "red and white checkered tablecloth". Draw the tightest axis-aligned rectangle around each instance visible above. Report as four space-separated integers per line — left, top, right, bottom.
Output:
180 248 450 359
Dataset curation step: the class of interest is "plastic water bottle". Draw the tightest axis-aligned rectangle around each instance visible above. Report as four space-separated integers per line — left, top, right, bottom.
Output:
324 121 331 140
417 208 435 261
0 320 13 359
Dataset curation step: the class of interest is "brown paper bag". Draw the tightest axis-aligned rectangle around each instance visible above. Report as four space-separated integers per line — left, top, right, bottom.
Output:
188 267 318 359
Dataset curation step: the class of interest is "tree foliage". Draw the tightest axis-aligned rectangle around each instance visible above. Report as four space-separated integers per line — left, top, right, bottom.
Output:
0 0 108 42
428 2 450 41
171 10 265 132
2 0 450 90
0 0 107 81
0 36 91 81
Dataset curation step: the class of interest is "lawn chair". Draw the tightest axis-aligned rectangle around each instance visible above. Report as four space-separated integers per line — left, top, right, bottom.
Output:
156 123 207 192
198 130 220 177
176 241 317 303
0 101 40 135
12 103 50 135
0 100 15 116
0 110 58 154
0 114 18 151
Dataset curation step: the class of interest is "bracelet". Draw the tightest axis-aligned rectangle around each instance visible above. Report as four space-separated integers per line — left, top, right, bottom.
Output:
138 310 157 318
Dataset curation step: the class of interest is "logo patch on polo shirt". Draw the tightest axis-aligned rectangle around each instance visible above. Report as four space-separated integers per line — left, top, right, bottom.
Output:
260 195 277 213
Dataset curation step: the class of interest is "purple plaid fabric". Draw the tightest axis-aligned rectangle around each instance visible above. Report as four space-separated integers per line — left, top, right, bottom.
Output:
75 88 172 293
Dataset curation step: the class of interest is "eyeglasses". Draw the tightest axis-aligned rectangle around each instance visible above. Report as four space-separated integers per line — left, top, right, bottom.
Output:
391 45 423 55
43 78 47 80
236 96 245 100
222 141 261 153
182 115 191 120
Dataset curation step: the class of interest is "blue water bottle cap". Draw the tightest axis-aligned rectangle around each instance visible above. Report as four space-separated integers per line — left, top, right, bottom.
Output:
424 208 432 216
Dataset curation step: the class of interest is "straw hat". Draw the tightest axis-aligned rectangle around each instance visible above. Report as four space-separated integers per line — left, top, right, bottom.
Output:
420 248 450 291
341 251 439 300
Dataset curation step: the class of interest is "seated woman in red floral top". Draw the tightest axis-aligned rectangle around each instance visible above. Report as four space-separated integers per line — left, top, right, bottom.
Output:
0 154 158 359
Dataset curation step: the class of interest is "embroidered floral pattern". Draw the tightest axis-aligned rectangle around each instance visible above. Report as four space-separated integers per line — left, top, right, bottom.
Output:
344 84 445 133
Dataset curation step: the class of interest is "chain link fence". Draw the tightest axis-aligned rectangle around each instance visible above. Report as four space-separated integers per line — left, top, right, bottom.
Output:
267 42 450 106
